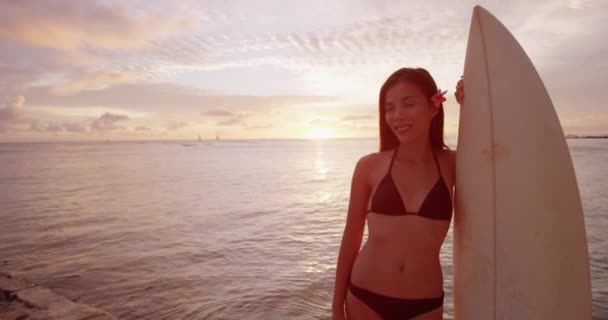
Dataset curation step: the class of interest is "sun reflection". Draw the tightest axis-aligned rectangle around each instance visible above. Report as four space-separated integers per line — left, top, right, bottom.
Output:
306 259 333 273
314 148 327 181
317 191 331 203
312 146 336 204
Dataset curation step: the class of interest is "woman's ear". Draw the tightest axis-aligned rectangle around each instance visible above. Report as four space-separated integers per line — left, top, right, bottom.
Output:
431 103 441 118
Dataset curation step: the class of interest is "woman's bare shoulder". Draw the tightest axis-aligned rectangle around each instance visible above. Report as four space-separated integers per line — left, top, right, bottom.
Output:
352 151 389 185
356 149 394 170
354 152 375 173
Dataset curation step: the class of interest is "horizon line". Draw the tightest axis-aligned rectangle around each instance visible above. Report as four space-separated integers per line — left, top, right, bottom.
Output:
1 134 607 144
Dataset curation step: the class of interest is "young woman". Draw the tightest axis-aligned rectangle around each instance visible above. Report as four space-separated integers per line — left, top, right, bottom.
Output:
332 68 464 320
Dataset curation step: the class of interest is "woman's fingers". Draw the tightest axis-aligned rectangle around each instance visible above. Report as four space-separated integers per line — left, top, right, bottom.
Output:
451 77 464 105
454 79 464 105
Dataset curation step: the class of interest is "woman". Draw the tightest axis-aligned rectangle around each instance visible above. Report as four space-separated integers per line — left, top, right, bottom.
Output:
332 67 464 320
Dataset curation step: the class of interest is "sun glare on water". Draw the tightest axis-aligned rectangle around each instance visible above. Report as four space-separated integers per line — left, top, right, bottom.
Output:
308 127 333 139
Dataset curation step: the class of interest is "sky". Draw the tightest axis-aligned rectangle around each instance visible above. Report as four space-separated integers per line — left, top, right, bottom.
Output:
0 0 606 142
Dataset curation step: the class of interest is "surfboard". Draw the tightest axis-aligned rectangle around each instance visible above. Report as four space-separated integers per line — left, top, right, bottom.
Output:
453 5 592 319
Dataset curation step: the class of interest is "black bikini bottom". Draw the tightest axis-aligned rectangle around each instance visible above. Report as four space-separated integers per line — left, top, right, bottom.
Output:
348 278 444 320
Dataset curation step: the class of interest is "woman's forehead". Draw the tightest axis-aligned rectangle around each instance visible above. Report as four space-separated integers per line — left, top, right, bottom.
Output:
385 82 423 103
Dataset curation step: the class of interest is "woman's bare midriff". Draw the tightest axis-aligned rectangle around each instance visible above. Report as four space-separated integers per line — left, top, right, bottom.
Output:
349 213 450 299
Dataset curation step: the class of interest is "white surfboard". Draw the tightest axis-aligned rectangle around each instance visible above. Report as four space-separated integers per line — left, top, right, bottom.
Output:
453 5 592 319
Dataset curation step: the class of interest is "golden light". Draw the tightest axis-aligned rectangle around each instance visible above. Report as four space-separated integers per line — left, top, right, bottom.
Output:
308 127 333 139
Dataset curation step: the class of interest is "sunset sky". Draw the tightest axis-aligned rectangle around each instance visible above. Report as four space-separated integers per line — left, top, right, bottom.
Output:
0 0 606 142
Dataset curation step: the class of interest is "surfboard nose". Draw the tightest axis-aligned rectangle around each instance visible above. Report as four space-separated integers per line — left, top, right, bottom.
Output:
473 5 488 15
472 5 495 23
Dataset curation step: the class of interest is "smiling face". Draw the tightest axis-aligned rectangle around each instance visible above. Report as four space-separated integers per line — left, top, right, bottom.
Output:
383 81 438 144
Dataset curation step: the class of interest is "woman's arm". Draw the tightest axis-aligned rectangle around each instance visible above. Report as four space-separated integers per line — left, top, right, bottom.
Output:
331 155 371 317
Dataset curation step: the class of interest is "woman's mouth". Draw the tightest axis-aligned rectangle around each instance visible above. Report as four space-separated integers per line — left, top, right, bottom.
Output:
394 124 412 134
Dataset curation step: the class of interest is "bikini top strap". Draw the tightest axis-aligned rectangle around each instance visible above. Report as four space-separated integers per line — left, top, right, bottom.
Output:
388 144 399 172
432 149 441 172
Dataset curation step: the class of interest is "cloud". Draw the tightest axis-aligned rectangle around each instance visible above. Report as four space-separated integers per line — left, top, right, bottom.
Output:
202 108 234 117
342 114 375 121
24 82 337 116
25 117 88 134
0 96 31 133
28 119 45 132
63 121 88 133
135 126 151 132
245 123 273 130
179 3 464 73
45 122 64 132
203 108 266 128
0 0 194 98
90 112 129 132
0 0 466 88
166 120 189 131
1 0 605 140
216 113 252 126
0 1 188 51
0 41 108 98
0 96 25 121
51 70 138 95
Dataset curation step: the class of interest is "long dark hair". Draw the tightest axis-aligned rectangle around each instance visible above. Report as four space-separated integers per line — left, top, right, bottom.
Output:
378 67 449 152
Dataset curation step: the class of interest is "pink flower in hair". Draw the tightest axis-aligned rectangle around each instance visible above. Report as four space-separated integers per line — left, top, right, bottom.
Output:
431 89 447 108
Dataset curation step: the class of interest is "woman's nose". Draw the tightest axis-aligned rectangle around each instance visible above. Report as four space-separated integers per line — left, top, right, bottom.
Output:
395 107 406 119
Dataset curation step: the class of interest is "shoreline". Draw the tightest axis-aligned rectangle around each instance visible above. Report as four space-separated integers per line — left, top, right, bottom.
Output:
0 270 115 319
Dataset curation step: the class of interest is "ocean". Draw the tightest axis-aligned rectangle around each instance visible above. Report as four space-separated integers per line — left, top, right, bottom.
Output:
0 138 606 319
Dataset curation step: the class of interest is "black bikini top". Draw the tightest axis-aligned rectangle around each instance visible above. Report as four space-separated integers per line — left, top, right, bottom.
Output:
368 145 453 220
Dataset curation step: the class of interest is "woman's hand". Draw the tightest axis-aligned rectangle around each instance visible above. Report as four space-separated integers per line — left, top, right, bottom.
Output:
455 77 464 105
